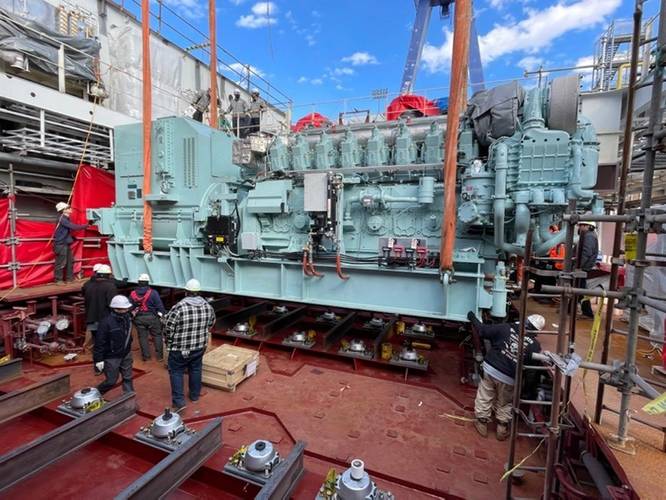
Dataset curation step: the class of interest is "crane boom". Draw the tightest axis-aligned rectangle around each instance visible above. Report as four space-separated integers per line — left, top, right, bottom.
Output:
400 0 485 95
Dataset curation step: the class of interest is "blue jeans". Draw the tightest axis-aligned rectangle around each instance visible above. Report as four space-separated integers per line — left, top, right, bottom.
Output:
167 348 205 407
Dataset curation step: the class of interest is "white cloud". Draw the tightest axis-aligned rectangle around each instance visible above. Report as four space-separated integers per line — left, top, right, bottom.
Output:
162 0 205 19
422 0 621 73
229 0 247 5
341 51 379 66
297 76 308 84
312 10 321 18
226 62 265 79
333 67 354 76
236 1 278 29
305 34 316 46
518 56 544 72
310 78 323 85
251 1 276 16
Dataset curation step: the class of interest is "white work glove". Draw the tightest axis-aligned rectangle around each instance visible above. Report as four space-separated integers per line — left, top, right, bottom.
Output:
95 361 104 372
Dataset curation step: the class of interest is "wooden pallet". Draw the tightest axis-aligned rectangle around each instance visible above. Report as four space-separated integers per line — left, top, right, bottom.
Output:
202 344 259 392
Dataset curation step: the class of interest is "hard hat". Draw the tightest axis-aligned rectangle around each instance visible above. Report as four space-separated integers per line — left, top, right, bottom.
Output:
56 202 70 212
234 89 241 95
137 273 150 283
97 264 112 275
92 263 103 273
110 295 132 309
251 88 259 94
526 314 546 332
580 220 596 228
185 278 201 292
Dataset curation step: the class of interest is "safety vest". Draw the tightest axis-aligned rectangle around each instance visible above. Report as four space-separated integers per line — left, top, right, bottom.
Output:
130 289 153 313
548 243 565 270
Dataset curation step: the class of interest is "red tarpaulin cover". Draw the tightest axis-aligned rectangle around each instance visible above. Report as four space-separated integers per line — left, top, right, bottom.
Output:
386 95 440 121
0 165 115 289
292 112 332 132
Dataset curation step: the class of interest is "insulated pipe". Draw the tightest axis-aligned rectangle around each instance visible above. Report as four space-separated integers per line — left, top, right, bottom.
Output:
208 0 218 129
567 142 595 200
0 153 78 173
141 0 153 254
492 142 523 255
440 0 471 271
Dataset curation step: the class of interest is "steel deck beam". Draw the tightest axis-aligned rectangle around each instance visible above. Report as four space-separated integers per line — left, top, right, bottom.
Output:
0 373 70 425
115 417 222 500
0 392 137 492
0 358 22 383
255 441 306 500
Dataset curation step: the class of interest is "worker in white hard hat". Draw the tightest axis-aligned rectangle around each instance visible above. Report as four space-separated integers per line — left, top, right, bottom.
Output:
53 202 88 283
163 278 216 412
227 89 249 137
93 295 135 395
248 88 266 135
82 263 118 358
130 273 166 362
577 221 599 318
467 311 543 441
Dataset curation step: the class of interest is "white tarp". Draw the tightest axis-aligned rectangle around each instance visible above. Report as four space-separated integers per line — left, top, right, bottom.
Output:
106 22 184 119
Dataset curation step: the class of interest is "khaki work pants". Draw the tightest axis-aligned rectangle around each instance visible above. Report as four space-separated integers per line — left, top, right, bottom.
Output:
474 373 513 423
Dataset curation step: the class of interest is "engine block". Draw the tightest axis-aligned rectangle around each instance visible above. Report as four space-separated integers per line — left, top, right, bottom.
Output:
90 77 601 321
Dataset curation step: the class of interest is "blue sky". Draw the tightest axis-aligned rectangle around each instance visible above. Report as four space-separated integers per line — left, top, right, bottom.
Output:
155 0 658 119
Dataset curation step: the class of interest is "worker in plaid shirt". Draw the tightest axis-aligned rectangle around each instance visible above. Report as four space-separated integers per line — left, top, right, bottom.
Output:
163 278 216 412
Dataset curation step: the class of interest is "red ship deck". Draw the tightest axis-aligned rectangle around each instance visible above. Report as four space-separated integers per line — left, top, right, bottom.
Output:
1 297 661 499
0 335 548 499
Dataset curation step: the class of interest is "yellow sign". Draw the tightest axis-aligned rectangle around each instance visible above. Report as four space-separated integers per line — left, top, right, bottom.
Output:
625 233 637 261
642 392 666 416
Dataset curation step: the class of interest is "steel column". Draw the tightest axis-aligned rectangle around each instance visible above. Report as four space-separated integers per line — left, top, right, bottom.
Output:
617 0 666 445
0 392 137 492
505 231 533 499
115 417 222 499
543 201 577 500
0 373 70 425
594 0 643 423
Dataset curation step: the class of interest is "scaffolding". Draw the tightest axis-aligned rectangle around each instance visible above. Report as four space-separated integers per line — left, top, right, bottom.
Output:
505 1 666 498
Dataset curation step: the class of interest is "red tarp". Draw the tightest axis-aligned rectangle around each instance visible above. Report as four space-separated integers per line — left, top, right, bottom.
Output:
0 165 115 289
292 112 332 132
386 95 441 121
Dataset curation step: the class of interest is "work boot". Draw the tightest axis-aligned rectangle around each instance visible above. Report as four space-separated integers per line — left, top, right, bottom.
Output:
581 300 594 319
474 419 488 437
496 422 510 441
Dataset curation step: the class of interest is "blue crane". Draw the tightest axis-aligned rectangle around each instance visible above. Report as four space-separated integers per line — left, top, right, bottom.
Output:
400 0 485 95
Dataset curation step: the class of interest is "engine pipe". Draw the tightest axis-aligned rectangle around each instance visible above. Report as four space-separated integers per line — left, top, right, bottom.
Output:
440 0 471 272
141 0 153 254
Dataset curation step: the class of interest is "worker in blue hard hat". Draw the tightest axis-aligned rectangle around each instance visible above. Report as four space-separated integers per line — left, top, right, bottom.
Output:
163 279 216 412
467 311 544 440
94 295 135 395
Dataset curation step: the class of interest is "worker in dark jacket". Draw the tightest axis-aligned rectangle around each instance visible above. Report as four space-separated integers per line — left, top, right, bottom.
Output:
468 311 544 440
130 273 166 362
94 295 135 395
578 221 599 318
53 202 88 283
82 264 117 356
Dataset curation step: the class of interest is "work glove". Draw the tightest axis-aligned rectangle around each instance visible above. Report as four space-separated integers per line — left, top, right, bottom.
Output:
467 311 477 323
95 361 105 372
